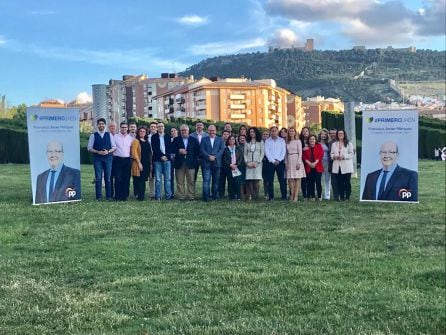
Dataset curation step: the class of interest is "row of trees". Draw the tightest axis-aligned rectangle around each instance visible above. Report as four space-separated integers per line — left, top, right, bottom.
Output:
1 113 443 164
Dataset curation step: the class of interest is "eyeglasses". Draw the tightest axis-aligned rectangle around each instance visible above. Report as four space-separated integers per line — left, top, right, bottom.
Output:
380 151 397 155
47 150 63 154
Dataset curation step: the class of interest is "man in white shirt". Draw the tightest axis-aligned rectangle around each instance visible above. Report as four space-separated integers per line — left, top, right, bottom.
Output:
113 122 134 201
264 125 287 200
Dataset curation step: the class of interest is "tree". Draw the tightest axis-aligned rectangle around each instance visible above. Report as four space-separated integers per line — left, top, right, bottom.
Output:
12 103 27 120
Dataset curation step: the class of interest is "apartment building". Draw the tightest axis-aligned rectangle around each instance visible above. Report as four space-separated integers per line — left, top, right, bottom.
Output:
302 96 344 126
155 78 304 129
93 74 193 126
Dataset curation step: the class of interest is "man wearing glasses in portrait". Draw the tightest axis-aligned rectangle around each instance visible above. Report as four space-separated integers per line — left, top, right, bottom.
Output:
362 141 418 202
35 140 81 204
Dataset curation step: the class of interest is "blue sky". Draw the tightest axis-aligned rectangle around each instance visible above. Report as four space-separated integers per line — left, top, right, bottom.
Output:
0 0 444 106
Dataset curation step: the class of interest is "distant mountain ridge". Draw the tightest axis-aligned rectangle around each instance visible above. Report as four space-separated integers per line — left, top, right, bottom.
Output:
180 49 445 103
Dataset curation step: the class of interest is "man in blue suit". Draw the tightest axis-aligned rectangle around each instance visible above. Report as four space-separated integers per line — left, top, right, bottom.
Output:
362 141 418 202
200 124 225 201
172 124 200 200
35 140 81 204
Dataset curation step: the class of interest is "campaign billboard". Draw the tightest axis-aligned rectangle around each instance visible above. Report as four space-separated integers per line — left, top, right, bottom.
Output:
360 110 418 203
27 107 81 205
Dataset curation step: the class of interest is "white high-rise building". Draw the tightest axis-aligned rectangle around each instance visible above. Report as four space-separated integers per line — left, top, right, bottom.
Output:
92 84 107 126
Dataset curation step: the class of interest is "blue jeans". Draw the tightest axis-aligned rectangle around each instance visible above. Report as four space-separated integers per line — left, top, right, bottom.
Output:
154 160 172 199
94 155 113 200
202 165 220 201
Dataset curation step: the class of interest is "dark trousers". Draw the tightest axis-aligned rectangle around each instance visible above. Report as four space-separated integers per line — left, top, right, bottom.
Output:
227 172 242 200
306 169 322 199
331 172 339 200
301 177 307 198
336 172 351 200
266 161 287 200
133 176 146 201
170 159 175 197
262 159 269 198
111 158 116 198
114 157 131 200
219 168 230 198
194 159 202 182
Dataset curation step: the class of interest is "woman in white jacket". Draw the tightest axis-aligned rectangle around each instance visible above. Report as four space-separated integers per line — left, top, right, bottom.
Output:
244 127 264 200
331 130 354 201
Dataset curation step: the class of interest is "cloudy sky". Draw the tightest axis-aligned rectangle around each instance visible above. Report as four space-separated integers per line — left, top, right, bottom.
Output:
0 0 444 105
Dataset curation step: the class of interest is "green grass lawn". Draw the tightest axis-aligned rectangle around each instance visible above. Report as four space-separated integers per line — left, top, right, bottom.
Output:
0 161 445 335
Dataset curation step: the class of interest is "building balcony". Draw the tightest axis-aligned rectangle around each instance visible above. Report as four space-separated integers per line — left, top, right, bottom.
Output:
195 104 206 111
229 94 245 100
194 94 206 101
230 104 245 109
230 113 246 119
269 104 277 111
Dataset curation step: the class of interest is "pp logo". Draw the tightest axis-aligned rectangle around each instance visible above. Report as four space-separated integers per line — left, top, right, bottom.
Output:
398 189 412 199
367 117 374 123
65 188 77 198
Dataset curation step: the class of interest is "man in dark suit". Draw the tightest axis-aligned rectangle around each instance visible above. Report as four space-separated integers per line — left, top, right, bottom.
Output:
190 121 209 181
172 124 200 200
35 141 81 204
151 122 173 200
200 124 225 201
362 141 418 202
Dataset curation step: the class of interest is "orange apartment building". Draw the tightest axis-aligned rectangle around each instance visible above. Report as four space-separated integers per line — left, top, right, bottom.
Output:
302 96 344 126
155 78 305 129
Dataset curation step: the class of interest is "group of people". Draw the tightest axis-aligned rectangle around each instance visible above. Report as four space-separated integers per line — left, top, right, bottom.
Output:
88 118 355 202
434 146 446 161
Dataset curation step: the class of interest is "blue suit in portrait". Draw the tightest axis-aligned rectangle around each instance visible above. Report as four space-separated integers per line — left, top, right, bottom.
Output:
362 165 418 202
35 164 81 204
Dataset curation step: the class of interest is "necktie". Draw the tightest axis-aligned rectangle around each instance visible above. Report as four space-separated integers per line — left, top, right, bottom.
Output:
49 170 56 202
377 170 389 200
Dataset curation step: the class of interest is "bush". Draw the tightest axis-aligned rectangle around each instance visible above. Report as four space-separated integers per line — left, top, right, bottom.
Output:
0 127 29 163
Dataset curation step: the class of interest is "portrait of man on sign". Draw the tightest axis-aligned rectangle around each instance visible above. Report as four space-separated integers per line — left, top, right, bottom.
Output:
362 141 418 202
34 140 81 204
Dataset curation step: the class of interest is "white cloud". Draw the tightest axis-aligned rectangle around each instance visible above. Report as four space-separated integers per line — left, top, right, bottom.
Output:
177 15 209 26
342 18 414 45
0 36 5 45
188 38 266 56
265 0 373 21
263 0 445 46
76 92 92 104
268 28 299 48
